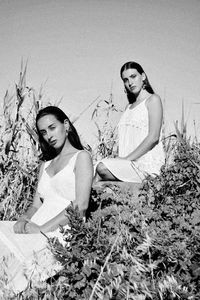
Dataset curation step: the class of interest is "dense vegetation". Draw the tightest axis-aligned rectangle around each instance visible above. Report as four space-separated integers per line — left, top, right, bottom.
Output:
0 65 200 299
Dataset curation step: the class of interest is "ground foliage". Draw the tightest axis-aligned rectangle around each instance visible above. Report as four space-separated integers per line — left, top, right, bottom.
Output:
17 136 200 300
1 133 200 299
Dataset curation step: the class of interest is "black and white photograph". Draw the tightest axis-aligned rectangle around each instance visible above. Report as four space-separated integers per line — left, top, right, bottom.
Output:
0 0 200 299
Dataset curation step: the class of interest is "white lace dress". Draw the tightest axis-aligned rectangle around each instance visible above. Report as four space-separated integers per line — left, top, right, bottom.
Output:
0 151 81 294
100 98 165 182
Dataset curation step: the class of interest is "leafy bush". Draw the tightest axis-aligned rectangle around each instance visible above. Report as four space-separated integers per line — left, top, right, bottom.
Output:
27 135 199 300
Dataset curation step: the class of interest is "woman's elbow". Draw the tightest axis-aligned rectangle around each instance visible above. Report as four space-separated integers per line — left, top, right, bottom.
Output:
153 137 159 145
75 198 89 212
149 135 160 148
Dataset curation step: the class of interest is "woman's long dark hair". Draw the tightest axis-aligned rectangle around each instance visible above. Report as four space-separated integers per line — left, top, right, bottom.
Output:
120 61 154 104
36 106 83 161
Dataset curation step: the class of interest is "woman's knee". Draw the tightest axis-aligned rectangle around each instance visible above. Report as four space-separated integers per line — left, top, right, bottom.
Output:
96 162 107 176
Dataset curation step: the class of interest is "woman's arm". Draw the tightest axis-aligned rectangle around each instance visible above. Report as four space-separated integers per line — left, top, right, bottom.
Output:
26 209 69 233
73 150 93 216
13 164 44 233
26 151 93 234
125 94 163 161
14 191 43 233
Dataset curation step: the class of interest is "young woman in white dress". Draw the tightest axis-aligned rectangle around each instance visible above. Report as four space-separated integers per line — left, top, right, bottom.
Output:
95 61 165 183
0 106 93 294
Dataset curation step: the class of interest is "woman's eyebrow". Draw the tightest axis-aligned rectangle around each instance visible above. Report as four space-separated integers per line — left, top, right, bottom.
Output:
39 123 56 131
48 122 56 127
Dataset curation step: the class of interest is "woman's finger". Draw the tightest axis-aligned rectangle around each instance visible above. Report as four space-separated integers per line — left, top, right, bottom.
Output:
26 223 29 233
14 221 25 234
13 223 20 233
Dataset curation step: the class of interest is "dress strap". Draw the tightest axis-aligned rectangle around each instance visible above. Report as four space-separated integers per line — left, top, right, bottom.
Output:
128 94 152 110
44 160 52 168
44 150 85 172
69 150 85 170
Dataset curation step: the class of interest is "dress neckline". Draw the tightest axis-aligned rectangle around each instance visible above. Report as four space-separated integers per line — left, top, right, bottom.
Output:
128 94 152 111
45 150 80 178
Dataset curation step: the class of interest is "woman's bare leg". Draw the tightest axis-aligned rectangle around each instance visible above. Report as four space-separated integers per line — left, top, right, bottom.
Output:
95 162 119 181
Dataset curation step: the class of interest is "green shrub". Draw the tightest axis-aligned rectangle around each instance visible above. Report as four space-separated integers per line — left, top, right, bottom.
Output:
33 135 199 300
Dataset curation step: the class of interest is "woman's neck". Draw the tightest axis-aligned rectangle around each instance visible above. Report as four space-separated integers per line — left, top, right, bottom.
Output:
135 89 150 103
55 139 75 159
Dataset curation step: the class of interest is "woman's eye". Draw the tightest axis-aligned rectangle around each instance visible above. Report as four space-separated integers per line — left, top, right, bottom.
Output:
41 131 46 136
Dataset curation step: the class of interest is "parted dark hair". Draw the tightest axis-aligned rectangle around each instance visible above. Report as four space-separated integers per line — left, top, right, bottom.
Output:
120 61 154 104
36 106 83 161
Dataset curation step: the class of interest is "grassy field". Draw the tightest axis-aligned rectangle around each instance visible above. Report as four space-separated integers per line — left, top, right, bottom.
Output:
0 65 200 299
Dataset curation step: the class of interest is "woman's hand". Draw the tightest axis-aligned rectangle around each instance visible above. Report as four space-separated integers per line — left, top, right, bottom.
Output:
13 220 27 234
24 222 41 234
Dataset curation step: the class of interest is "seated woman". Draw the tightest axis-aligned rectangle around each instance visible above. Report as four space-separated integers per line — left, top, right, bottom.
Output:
0 106 93 294
95 61 165 183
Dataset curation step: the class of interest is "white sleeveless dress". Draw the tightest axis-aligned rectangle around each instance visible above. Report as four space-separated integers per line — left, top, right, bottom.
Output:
0 151 81 294
100 98 165 182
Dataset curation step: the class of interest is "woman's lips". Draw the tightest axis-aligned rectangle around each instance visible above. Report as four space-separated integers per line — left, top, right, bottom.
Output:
49 140 57 146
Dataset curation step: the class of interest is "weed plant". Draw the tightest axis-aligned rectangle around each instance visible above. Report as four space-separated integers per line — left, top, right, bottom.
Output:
0 62 62 221
91 92 120 162
0 62 42 221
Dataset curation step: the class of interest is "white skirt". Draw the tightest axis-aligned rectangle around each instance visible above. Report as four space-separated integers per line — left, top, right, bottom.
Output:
99 158 146 182
0 221 63 294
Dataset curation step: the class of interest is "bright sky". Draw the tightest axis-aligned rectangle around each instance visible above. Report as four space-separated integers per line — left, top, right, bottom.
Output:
0 0 200 145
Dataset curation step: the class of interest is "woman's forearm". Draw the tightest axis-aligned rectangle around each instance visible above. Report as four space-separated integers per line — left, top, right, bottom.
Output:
14 205 39 234
19 206 38 221
19 193 43 221
40 209 69 233
125 135 159 161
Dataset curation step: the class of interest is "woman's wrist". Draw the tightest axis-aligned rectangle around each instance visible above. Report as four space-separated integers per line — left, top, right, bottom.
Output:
40 223 59 233
24 221 42 234
39 224 45 232
40 224 49 233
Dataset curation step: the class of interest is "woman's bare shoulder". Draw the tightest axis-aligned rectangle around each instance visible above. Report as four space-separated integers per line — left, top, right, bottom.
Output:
146 94 162 108
75 150 93 173
76 150 92 162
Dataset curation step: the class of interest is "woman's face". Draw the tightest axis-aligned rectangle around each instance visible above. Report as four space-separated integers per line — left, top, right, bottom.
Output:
121 68 145 95
37 114 68 149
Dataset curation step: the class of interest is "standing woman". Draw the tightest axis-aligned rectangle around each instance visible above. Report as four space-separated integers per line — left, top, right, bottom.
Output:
95 61 165 182
0 106 93 294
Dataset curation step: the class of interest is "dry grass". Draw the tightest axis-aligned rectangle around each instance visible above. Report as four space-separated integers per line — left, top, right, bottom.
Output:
0 61 52 220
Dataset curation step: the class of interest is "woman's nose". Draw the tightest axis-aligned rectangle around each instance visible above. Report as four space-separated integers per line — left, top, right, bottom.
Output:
47 131 53 140
128 78 133 85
